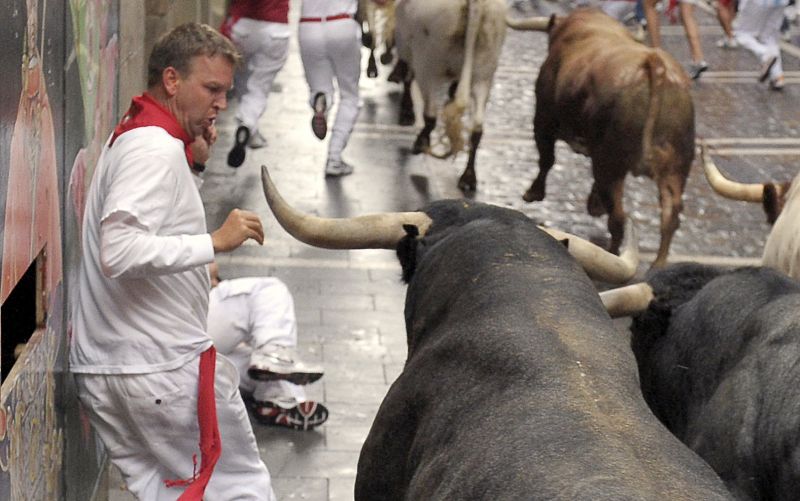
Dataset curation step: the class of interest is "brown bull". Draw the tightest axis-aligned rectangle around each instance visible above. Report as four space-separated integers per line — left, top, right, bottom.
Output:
514 8 695 267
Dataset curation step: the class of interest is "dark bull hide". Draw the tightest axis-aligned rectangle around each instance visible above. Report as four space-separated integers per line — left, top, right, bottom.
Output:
623 264 800 500
516 8 695 268
259 166 730 500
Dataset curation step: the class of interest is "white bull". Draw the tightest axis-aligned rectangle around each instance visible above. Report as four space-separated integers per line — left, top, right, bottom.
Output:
395 0 507 192
358 0 396 78
700 144 799 278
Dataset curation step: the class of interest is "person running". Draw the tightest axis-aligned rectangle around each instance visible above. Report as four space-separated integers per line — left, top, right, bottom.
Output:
298 0 362 177
223 0 291 167
735 0 788 90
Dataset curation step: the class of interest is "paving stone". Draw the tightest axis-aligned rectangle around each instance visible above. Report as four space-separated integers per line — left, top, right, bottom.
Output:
272 477 328 501
329 477 357 501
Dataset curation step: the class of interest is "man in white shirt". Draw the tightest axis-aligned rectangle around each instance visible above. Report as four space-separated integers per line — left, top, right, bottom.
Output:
208 262 329 430
71 23 276 500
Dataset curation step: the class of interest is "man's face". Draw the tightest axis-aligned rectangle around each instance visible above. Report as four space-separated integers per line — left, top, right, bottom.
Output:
174 54 234 138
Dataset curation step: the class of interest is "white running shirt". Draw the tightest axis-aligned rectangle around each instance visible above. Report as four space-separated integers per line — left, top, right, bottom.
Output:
70 127 215 374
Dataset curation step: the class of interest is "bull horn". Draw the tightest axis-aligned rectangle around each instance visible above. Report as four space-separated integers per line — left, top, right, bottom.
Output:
261 165 432 249
540 219 639 283
599 282 655 318
701 143 763 202
505 15 551 31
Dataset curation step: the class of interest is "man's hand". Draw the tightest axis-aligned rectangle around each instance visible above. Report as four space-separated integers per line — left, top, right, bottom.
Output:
191 124 217 167
211 209 265 252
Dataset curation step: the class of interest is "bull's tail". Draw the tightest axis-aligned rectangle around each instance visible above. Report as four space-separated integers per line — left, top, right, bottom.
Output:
440 0 483 157
640 52 665 176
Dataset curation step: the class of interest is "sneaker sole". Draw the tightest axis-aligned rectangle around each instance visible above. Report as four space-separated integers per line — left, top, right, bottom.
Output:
247 368 324 385
312 93 327 140
312 114 327 140
227 126 250 167
251 401 329 431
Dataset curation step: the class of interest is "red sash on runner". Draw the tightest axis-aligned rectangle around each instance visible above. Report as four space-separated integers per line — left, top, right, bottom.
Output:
164 347 222 500
111 92 195 166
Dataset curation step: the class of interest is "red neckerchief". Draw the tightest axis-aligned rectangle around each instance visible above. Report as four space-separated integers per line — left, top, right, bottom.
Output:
111 92 194 165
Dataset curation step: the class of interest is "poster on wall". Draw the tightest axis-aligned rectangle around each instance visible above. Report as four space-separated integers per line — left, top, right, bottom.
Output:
0 0 118 499
0 0 66 499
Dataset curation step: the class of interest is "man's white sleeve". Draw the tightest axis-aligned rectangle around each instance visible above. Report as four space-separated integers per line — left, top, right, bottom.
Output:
100 211 214 278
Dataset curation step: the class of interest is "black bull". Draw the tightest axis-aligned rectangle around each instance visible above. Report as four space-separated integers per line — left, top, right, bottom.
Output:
258 167 730 500
629 264 800 500
357 204 728 500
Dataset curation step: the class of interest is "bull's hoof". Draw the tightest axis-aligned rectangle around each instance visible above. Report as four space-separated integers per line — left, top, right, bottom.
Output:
412 135 429 154
458 175 477 193
367 60 378 78
522 187 545 203
380 51 394 65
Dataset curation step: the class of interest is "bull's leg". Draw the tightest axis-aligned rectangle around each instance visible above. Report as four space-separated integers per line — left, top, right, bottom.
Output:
598 178 627 255
458 81 491 192
524 126 556 202
412 80 438 153
367 50 378 78
413 115 436 154
587 182 606 217
399 79 415 126
387 59 408 84
447 81 459 102
653 174 684 267
458 129 483 192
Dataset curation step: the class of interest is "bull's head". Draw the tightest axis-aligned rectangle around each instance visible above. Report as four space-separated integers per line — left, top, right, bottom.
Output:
261 165 639 283
701 142 792 225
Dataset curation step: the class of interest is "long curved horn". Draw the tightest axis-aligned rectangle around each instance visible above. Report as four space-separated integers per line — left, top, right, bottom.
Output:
261 165 432 249
506 15 551 31
599 282 654 318
701 143 763 202
540 219 639 283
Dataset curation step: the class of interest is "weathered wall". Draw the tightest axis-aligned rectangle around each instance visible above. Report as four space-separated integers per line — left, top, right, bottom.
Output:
0 0 69 498
0 0 222 498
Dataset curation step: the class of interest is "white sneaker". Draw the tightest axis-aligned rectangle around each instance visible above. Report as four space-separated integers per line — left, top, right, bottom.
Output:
248 345 324 385
248 130 267 149
715 37 738 49
325 159 354 177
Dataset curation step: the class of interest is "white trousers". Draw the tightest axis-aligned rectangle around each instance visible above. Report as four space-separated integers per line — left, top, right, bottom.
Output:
298 18 362 162
232 18 290 131
75 355 276 500
735 0 786 79
210 278 306 403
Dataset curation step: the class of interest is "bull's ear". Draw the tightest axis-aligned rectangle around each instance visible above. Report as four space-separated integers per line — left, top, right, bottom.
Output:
763 181 791 225
397 225 421 283
403 224 420 238
548 13 557 32
763 183 780 224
